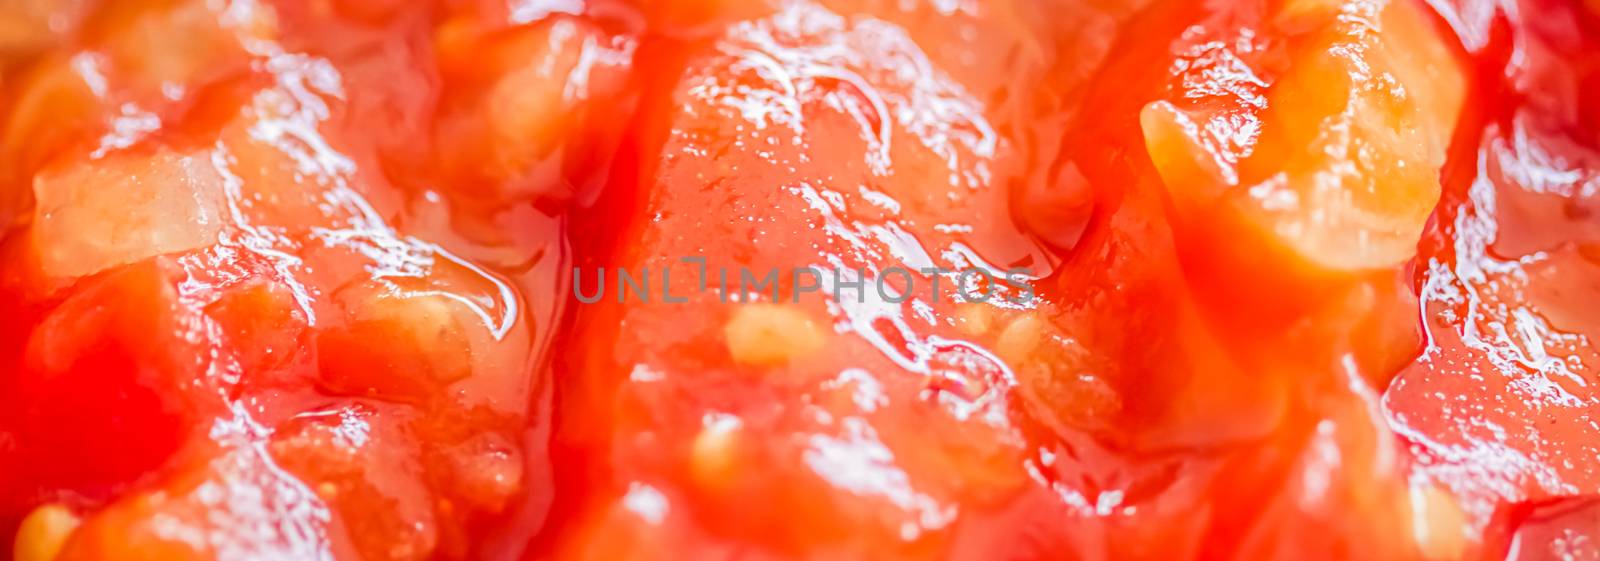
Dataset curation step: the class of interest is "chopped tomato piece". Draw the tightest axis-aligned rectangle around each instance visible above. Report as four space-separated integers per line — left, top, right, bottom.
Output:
56 425 336 561
31 148 228 280
1141 0 1465 276
547 2 1083 557
433 14 636 203
2 257 221 505
270 404 437 561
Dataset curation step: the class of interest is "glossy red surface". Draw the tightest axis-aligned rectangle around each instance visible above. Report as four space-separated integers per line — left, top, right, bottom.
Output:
0 1 1596 560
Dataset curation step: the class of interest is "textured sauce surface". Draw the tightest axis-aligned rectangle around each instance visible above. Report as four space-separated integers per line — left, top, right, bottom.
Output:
0 1 1596 561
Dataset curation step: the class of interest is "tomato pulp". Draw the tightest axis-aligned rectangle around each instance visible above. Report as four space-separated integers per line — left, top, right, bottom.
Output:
0 1 1598 561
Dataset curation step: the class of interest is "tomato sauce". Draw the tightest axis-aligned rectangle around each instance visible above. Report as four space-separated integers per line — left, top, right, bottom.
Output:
0 1 1596 560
